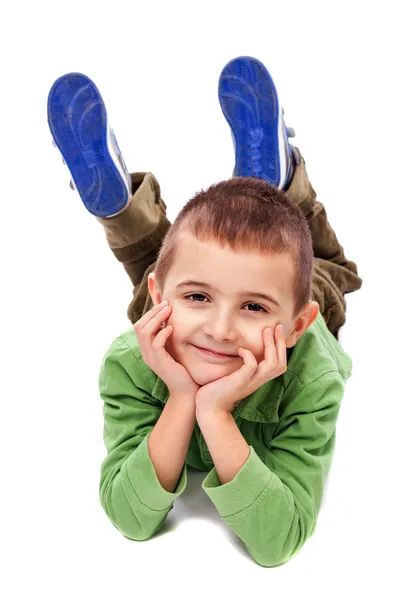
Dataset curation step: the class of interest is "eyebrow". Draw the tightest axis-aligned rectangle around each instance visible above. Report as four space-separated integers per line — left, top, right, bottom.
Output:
176 280 281 308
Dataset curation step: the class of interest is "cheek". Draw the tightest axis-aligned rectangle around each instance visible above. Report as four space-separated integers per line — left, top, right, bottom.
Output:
164 311 189 338
163 320 186 354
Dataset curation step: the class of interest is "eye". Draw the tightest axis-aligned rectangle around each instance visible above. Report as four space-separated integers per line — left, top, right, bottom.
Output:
184 293 269 313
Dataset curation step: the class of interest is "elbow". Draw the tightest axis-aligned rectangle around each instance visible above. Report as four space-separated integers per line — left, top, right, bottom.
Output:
100 487 147 541
244 539 304 568
100 471 166 542
247 548 299 568
244 512 316 568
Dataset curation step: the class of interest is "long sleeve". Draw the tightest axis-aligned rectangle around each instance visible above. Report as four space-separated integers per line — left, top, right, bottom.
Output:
99 335 187 541
202 372 345 567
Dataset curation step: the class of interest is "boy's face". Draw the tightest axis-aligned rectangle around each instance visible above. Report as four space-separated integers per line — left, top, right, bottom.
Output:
148 231 318 386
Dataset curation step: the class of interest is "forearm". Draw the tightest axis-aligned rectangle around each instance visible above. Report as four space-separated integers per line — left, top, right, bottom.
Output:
149 394 196 493
196 407 250 485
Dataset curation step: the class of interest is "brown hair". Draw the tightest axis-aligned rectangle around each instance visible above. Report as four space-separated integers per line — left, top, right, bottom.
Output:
154 176 314 318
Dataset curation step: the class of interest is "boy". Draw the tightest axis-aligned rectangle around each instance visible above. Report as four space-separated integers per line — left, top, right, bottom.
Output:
47 56 363 567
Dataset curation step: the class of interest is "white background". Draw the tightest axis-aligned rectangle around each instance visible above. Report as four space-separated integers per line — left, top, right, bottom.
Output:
2 1 399 598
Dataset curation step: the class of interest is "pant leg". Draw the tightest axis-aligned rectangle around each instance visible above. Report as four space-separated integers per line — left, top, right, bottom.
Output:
284 147 363 338
96 172 171 324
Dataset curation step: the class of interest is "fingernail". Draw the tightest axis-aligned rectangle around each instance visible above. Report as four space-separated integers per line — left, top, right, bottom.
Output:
160 300 168 306
278 324 284 333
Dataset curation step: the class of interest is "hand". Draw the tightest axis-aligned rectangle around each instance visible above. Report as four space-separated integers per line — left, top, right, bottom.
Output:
134 301 200 399
195 323 287 415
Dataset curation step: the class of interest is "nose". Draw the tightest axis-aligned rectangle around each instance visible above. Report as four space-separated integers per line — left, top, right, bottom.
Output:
202 312 237 342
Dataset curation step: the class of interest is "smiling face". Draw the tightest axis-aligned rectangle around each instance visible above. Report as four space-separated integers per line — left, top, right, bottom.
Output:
148 230 319 386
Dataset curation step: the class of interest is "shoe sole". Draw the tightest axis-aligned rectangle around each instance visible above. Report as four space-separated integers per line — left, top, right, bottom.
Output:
218 56 289 188
47 73 130 217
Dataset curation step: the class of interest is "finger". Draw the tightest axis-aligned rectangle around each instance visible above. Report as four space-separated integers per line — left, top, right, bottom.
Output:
149 307 171 344
153 324 173 349
275 323 287 369
133 302 167 333
143 324 173 376
134 301 168 332
142 304 171 337
263 327 277 366
237 347 258 373
137 305 171 359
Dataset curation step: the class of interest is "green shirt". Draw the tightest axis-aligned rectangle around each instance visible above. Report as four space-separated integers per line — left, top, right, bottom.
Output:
99 310 352 567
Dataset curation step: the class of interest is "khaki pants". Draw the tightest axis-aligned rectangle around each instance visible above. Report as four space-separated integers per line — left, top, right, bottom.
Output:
96 147 363 340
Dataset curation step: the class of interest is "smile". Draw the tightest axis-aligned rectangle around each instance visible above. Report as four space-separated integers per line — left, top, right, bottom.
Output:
192 345 236 359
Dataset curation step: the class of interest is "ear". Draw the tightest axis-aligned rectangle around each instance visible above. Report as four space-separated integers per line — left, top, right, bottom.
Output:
286 301 320 348
147 272 164 306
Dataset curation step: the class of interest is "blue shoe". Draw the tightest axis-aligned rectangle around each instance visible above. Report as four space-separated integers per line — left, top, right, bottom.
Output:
218 56 296 190
47 73 132 218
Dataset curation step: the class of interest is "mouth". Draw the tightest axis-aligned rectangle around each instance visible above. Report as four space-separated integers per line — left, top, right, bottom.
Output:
192 344 237 359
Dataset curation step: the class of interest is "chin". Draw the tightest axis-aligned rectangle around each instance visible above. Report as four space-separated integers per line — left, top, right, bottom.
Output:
191 372 221 386
186 362 235 386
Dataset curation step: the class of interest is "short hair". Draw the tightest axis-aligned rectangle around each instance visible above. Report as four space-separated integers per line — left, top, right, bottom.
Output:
153 176 314 318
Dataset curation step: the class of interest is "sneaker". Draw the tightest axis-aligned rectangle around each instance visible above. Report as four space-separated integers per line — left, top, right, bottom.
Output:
47 72 132 218
218 56 296 190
